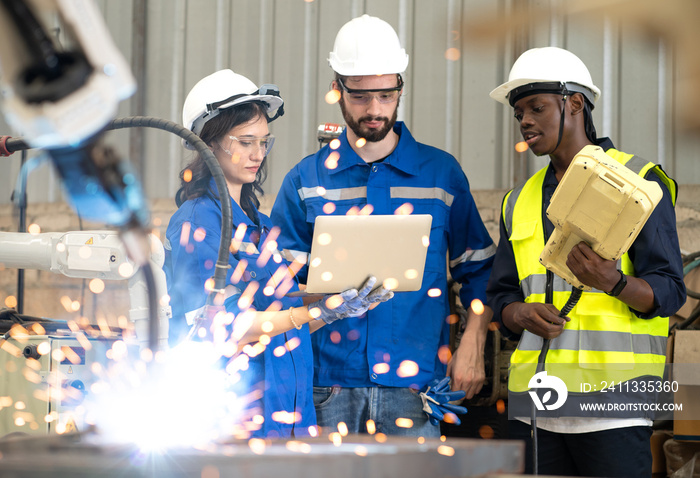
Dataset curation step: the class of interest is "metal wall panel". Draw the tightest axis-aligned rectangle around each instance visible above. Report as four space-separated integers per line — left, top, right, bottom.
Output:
1 0 698 212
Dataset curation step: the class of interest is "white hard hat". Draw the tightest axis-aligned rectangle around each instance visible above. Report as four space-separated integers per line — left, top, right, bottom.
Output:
328 14 409 76
490 47 601 107
182 69 284 149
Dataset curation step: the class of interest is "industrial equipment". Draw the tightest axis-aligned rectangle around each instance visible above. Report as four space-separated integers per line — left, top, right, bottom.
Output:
539 145 663 289
0 323 117 436
0 430 524 477
0 230 170 437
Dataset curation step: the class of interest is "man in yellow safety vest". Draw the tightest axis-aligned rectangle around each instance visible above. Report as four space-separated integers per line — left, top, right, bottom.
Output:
486 47 686 477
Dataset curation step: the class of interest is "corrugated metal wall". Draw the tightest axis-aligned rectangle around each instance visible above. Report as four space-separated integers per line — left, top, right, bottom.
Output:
2 0 699 209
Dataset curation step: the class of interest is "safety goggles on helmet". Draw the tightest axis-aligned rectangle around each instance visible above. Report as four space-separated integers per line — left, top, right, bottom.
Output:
336 76 403 105
507 81 596 108
192 84 285 136
221 134 276 158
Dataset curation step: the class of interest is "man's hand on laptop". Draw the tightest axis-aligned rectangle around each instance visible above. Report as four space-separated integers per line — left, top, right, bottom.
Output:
308 276 394 324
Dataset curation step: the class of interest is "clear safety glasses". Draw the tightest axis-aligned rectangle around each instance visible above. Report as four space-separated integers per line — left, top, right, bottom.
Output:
337 76 404 106
222 135 275 158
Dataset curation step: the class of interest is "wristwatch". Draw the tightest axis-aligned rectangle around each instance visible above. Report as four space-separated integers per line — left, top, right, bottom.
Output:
606 270 627 297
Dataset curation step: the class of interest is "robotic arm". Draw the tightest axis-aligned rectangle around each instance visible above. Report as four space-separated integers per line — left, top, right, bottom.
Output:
0 0 147 228
0 0 165 350
0 230 171 349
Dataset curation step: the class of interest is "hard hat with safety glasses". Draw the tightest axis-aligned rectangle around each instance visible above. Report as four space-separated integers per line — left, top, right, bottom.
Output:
182 69 284 149
489 47 600 108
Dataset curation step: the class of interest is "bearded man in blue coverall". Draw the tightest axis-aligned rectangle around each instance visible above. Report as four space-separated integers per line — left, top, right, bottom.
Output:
271 15 496 437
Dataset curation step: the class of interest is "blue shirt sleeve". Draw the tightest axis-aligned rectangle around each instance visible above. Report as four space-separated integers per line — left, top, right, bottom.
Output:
629 170 686 318
448 172 496 307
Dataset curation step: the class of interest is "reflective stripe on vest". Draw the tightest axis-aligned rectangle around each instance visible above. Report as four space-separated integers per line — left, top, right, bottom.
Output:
504 149 671 393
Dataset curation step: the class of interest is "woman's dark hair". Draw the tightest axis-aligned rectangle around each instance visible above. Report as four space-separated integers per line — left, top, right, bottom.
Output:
176 101 269 223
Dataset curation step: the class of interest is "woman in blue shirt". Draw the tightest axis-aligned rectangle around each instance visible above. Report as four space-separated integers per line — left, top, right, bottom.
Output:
164 69 392 439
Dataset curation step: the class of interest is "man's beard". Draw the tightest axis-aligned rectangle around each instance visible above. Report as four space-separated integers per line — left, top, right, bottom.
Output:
340 98 399 143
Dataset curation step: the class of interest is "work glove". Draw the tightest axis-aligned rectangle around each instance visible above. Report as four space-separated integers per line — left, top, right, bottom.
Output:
419 377 468 426
309 276 394 325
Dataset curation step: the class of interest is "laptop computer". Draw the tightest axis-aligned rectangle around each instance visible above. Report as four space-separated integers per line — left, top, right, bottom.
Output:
303 214 432 294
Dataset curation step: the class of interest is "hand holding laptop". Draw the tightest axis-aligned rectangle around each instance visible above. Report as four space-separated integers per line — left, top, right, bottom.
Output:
308 276 394 324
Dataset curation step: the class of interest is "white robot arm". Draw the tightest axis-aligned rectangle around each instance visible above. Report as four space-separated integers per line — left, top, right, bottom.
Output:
0 231 170 349
0 0 135 148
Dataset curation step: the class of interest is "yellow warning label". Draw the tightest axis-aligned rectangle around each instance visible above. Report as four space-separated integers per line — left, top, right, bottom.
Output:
64 417 77 434
67 366 73 374
85 237 94 245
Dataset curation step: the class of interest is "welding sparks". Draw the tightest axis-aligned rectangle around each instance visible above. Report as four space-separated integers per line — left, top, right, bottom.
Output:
471 298 485 315
515 141 529 153
396 360 419 378
317 232 332 246
372 363 390 374
395 417 414 429
383 278 399 290
193 227 207 242
118 262 134 278
330 432 343 447
83 342 251 451
325 151 340 169
89 279 105 294
249 438 267 455
437 445 455 456
496 399 506 414
325 89 341 105
394 203 414 215
437 345 452 365
366 419 376 434
445 48 461 61
354 445 369 456
479 425 495 439
404 269 418 280
286 440 312 453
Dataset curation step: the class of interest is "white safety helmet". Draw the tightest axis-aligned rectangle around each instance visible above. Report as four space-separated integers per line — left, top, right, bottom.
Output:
489 47 600 108
182 69 284 149
328 14 409 76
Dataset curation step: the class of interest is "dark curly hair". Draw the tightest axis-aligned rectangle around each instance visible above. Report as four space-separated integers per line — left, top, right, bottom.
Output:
176 101 269 223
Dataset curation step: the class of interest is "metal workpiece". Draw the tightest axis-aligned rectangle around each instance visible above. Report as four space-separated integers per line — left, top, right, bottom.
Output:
0 431 524 477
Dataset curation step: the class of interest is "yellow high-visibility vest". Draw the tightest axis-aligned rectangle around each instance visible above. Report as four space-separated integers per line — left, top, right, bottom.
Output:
503 148 676 393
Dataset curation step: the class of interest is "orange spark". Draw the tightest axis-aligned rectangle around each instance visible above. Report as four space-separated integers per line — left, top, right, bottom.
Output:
515 141 529 153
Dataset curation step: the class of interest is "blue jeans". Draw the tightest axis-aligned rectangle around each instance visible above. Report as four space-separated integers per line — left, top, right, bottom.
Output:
313 386 440 438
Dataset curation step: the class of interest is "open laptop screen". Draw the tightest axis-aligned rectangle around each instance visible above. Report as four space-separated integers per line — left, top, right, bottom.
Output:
304 214 432 294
